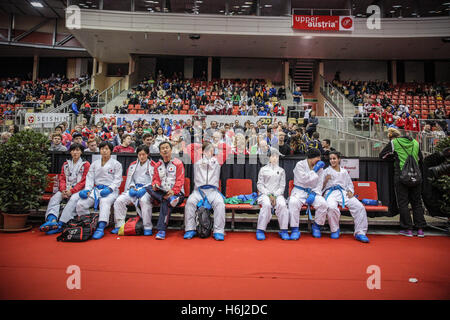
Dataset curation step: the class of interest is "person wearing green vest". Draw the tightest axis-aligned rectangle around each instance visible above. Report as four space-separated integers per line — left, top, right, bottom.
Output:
379 128 426 237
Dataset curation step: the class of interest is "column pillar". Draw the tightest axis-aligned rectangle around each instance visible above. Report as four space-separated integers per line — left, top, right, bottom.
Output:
32 54 39 81
207 56 212 82
391 60 397 85
282 60 289 88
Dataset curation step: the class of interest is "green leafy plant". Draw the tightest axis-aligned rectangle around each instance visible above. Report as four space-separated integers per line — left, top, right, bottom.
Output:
0 130 50 214
429 136 450 216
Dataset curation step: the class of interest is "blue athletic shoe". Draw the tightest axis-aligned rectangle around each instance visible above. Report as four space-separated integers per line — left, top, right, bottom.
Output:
143 229 153 236
311 222 322 238
184 230 197 239
288 228 300 240
92 228 105 240
279 230 291 240
168 196 179 207
40 215 58 232
355 234 370 243
330 228 340 239
155 231 166 239
110 227 120 234
213 233 224 241
256 229 266 241
45 221 64 235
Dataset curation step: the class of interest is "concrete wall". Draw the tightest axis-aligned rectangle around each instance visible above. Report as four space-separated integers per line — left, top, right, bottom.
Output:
404 61 425 82
220 58 282 81
435 61 450 82
324 60 388 81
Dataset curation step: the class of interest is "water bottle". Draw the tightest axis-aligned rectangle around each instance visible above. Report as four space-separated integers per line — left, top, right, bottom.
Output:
361 199 381 206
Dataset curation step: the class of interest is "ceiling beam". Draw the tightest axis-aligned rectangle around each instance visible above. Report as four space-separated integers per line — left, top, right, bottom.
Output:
24 0 45 17
8 0 27 15
55 34 74 46
0 40 86 51
42 0 61 18
13 18 51 42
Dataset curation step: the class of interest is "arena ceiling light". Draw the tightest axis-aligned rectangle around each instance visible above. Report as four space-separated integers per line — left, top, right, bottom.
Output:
30 1 44 7
392 5 402 9
264 4 272 8
245 1 253 4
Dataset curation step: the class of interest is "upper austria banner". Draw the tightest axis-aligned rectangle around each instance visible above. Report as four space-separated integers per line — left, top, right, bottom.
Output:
292 15 354 31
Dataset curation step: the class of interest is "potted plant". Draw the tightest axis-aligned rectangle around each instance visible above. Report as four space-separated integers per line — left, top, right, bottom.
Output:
0 129 49 231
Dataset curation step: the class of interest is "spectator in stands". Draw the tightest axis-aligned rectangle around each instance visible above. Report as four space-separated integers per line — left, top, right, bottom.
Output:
84 139 99 153
305 110 318 137
277 85 286 100
395 112 407 130
113 134 134 153
321 139 335 166
146 141 185 240
277 131 291 156
379 128 427 237
154 126 169 148
69 132 87 149
141 133 158 154
134 126 145 146
1 132 11 144
49 133 67 152
8 124 19 135
112 127 124 146
292 87 302 106
233 133 248 155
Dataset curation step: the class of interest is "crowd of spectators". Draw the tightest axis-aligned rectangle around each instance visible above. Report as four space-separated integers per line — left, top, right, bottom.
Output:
330 77 450 136
113 72 288 116
44 113 329 160
0 74 99 124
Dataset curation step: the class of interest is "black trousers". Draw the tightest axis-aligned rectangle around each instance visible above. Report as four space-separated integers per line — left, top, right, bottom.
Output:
394 181 427 230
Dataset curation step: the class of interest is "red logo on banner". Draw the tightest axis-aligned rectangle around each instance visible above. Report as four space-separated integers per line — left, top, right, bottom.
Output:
341 17 353 29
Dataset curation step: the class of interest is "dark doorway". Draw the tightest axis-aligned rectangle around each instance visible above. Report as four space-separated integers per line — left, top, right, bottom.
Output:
193 57 208 79
0 57 33 79
396 61 405 83
39 57 67 79
424 61 435 83
155 57 184 79
212 57 221 80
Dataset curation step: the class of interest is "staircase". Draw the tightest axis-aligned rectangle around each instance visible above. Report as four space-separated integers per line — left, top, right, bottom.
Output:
292 60 315 93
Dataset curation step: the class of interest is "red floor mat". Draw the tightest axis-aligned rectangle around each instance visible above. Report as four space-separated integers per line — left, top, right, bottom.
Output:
0 228 449 300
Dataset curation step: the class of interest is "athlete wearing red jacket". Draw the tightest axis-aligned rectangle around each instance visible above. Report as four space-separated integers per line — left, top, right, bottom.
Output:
146 141 185 239
405 115 420 132
40 144 90 234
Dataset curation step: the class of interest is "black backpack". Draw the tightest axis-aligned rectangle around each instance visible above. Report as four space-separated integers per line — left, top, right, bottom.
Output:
57 213 99 242
397 141 422 187
196 206 213 238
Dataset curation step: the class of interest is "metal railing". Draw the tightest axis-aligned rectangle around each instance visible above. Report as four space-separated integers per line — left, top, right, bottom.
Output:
320 75 357 118
97 77 127 112
316 116 445 155
292 8 352 16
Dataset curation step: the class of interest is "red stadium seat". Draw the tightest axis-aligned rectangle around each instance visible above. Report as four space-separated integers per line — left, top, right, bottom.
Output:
352 181 388 212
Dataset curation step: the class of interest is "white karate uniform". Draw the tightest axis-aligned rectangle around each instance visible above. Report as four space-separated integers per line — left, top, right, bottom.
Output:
288 159 328 228
113 159 154 230
323 166 368 235
256 163 289 230
184 155 226 234
49 159 89 223
75 158 123 224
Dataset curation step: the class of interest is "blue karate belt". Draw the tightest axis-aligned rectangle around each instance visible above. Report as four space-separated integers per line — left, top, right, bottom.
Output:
197 185 225 210
294 185 315 220
92 184 109 211
324 185 346 209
